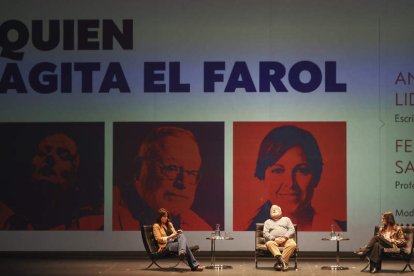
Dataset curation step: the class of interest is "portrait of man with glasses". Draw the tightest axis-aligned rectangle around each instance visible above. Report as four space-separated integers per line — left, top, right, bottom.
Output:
113 122 224 231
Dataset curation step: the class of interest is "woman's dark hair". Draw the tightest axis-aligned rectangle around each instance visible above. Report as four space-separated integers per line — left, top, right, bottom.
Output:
255 125 323 188
382 211 396 227
156 208 170 225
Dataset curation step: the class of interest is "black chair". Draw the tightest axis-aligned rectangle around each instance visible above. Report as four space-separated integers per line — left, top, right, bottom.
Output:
361 225 414 273
254 223 298 270
140 224 199 270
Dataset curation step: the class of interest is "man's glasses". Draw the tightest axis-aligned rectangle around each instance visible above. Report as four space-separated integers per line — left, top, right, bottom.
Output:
159 164 200 181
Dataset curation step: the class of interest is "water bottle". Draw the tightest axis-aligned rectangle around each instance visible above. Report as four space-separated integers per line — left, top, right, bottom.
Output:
215 224 221 237
330 224 336 239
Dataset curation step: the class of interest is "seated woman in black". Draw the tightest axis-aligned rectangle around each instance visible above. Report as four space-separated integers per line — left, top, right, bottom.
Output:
355 211 406 274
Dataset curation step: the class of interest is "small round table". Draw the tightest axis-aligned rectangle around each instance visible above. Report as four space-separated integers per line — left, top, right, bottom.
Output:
205 236 234 269
321 236 350 270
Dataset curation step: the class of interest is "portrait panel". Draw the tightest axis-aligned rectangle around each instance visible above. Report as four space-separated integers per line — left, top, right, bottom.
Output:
0 123 104 230
113 122 224 231
233 122 346 232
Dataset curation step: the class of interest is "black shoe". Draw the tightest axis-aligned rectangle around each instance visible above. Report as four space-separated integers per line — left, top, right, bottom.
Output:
281 261 289 272
273 262 282 271
354 246 368 256
355 246 368 254
354 250 365 256
274 256 283 271
354 249 368 260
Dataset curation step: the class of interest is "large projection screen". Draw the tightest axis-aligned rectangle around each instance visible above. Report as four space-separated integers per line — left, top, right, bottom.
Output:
0 0 413 252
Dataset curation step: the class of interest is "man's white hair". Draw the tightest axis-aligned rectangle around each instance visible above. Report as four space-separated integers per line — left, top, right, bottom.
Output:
271 204 282 217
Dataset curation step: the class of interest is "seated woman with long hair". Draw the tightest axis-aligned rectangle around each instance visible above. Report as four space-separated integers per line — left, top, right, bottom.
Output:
355 211 406 274
152 208 204 271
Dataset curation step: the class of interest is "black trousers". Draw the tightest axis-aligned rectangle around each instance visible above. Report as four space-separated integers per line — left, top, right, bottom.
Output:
365 236 393 265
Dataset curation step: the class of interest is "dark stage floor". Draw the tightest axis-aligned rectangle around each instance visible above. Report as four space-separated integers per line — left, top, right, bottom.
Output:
0 255 412 276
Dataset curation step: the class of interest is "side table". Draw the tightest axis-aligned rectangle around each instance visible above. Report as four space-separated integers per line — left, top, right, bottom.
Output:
321 236 350 270
205 235 234 269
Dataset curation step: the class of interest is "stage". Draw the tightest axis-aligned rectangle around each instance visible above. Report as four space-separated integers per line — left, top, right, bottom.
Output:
0 254 411 275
